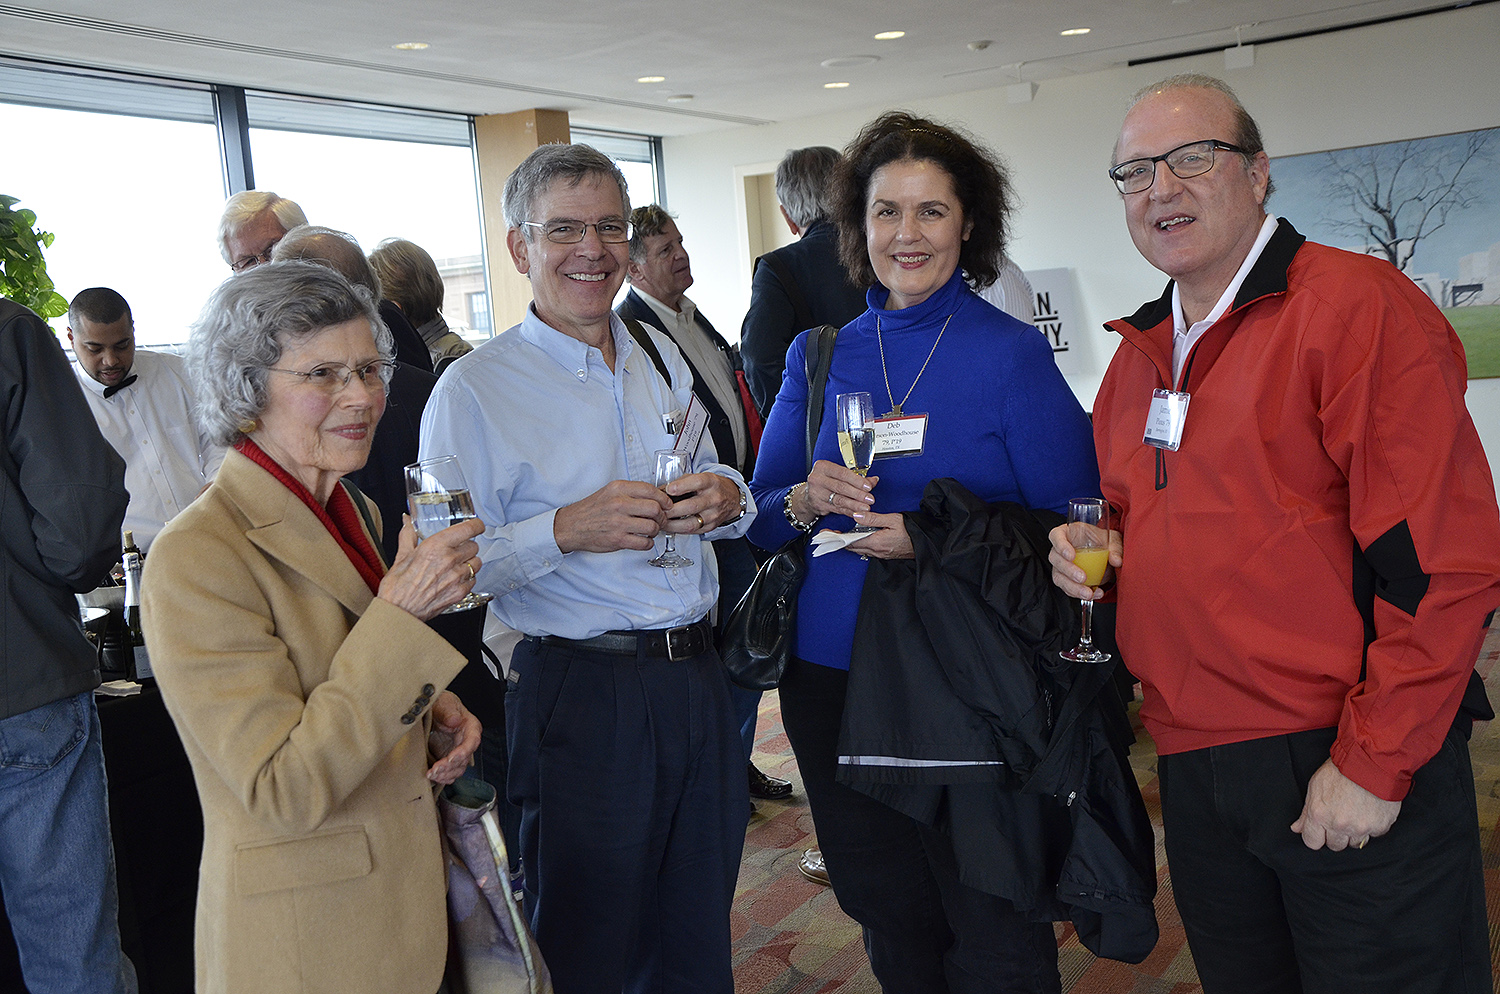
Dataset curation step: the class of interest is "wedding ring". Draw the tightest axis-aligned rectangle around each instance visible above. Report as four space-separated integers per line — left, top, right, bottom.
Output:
827 491 835 504
694 513 705 530
466 562 476 581
1356 838 1366 850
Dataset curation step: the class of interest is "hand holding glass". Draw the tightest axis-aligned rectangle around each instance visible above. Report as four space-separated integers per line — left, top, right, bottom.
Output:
836 391 877 532
1060 498 1112 664
404 455 492 614
649 449 694 568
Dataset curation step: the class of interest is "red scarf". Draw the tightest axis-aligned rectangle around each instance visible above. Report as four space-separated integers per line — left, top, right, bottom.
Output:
234 439 386 595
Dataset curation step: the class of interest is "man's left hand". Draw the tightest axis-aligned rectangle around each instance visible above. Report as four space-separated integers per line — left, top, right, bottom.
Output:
1290 759 1402 851
661 472 743 534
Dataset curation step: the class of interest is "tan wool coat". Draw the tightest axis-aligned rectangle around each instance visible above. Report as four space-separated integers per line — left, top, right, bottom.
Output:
141 448 466 994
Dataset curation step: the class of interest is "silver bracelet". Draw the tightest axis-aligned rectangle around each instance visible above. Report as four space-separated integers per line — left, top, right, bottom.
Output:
783 483 817 534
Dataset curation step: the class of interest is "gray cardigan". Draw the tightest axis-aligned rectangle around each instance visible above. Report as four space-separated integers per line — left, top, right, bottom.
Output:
0 300 127 718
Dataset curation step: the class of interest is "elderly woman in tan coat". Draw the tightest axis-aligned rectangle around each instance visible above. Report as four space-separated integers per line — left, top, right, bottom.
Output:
141 261 485 994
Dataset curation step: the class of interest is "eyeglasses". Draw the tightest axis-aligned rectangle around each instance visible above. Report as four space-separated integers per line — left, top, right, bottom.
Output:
521 218 632 244
268 359 396 392
1108 140 1247 194
230 248 276 273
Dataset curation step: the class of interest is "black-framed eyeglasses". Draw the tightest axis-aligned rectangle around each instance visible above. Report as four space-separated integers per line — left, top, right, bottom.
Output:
1108 140 1247 194
267 359 396 392
522 218 632 244
230 248 276 273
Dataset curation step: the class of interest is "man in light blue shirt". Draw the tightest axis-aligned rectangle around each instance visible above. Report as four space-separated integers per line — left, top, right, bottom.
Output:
419 143 754 994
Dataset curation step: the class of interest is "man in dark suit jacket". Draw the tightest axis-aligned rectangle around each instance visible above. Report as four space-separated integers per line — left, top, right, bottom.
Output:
739 146 868 417
616 204 792 806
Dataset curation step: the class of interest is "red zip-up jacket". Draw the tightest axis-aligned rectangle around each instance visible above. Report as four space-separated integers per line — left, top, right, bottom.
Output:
1096 219 1500 801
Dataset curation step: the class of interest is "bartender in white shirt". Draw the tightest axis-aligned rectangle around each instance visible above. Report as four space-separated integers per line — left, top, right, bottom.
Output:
68 287 223 551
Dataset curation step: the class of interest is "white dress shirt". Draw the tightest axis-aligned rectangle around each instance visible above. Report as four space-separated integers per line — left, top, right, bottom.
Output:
632 289 750 468
75 350 224 550
1171 214 1278 387
418 307 754 640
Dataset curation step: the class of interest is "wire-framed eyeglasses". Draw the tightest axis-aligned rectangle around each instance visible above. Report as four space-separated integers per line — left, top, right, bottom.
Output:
1108 140 1247 194
268 359 396 392
522 218 632 244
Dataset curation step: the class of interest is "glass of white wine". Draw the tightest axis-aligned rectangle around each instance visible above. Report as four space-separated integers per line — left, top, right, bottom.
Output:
1060 497 1112 664
404 455 492 614
836 391 877 532
650 448 694 569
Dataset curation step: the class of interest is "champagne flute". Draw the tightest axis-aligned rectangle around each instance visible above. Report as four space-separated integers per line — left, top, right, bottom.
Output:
1060 497 1112 664
404 455 493 614
836 391 877 532
649 448 694 568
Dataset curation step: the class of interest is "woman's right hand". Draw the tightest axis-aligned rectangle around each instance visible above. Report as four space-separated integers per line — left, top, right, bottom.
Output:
378 515 485 621
796 459 878 523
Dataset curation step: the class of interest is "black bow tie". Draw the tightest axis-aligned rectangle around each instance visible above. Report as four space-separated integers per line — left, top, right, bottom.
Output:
102 374 138 399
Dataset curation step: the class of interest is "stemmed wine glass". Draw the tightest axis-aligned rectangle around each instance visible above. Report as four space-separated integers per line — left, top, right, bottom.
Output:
835 391 876 531
649 449 694 568
404 455 493 614
1059 497 1112 663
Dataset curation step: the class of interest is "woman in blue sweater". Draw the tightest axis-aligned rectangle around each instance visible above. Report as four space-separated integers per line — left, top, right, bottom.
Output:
748 112 1099 993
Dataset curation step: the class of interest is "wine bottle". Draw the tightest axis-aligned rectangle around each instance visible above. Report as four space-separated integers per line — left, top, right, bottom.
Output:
122 550 154 685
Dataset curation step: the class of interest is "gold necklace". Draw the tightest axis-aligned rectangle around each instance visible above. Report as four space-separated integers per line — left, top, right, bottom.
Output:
877 312 952 417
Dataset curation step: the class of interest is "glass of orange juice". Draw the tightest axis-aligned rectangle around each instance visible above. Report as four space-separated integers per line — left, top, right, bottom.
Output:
1060 497 1112 664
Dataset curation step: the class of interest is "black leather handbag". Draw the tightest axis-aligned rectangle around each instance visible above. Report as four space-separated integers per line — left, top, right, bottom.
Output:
719 323 837 690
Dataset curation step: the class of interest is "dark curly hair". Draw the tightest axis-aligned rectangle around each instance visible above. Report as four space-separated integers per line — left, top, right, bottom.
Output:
830 111 1014 291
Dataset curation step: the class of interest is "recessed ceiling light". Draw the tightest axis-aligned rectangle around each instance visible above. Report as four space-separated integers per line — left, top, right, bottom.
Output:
824 81 851 89
1059 27 1091 36
636 75 666 83
391 41 429 50
666 94 694 103
873 31 905 40
821 55 879 69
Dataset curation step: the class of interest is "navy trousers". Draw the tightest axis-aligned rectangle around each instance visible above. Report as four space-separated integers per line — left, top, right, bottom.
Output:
1160 722 1492 994
506 636 746 994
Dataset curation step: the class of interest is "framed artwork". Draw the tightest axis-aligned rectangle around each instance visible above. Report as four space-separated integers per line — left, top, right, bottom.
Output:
1271 126 1500 378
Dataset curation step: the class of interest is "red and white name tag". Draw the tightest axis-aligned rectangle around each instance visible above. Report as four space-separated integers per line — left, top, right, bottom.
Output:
873 413 928 459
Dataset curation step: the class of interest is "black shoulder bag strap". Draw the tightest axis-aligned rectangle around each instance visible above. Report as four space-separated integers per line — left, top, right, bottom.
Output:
623 318 673 389
339 480 386 567
756 253 815 335
804 324 838 472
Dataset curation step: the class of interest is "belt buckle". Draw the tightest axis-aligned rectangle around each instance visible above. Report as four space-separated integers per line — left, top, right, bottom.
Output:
665 624 698 661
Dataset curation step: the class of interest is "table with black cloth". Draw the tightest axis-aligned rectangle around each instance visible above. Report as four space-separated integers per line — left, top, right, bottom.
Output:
0 686 203 993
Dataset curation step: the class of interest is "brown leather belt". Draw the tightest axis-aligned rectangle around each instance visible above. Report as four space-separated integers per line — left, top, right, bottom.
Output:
539 618 713 662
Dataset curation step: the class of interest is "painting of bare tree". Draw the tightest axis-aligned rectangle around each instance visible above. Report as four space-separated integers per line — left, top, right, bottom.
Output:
1272 127 1500 378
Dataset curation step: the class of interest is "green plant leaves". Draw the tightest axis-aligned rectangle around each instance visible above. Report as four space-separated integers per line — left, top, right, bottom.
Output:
0 194 69 320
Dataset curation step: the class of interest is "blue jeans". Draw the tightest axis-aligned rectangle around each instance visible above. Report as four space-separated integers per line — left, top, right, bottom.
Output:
0 692 137 994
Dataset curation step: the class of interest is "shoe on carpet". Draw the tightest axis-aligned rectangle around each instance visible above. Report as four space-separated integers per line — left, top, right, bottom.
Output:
749 763 793 800
798 847 830 886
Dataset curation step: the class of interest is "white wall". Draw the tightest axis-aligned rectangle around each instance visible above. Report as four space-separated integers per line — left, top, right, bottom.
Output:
661 3 1500 466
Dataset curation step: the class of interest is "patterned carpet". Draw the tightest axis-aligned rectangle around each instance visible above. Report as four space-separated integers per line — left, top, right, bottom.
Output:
734 622 1500 993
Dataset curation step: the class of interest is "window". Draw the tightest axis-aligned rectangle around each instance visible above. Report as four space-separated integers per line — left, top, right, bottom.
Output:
466 291 491 334
572 128 664 210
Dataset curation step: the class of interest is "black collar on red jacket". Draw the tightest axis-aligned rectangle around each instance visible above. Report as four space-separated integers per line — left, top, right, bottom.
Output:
1117 217 1309 333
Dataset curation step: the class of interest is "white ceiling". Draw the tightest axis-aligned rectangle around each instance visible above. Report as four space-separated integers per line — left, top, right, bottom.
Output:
0 0 1472 136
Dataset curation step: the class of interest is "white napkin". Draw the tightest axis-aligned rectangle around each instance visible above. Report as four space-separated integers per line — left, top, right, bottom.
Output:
810 529 869 557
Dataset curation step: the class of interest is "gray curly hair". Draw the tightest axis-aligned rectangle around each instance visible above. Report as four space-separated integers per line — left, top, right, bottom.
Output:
188 261 390 446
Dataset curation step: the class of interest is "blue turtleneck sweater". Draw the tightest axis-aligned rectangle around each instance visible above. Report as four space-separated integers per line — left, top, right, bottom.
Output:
748 268 1099 671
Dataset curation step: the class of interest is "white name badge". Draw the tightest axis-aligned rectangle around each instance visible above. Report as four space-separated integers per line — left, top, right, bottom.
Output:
673 393 708 457
873 413 928 459
1143 389 1190 451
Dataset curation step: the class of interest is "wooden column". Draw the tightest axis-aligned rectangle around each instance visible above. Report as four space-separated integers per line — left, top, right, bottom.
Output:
473 109 571 334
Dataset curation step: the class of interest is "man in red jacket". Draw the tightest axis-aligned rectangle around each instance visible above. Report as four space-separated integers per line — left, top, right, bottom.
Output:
1051 73 1500 993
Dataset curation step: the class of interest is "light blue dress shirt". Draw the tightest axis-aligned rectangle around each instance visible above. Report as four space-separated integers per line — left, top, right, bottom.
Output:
419 307 755 640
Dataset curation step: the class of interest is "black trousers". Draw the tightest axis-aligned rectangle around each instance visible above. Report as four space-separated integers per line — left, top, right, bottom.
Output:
505 636 746 994
779 657 1061 994
1159 722 1492 994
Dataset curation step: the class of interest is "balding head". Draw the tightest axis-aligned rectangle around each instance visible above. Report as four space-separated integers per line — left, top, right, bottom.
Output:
271 226 383 299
